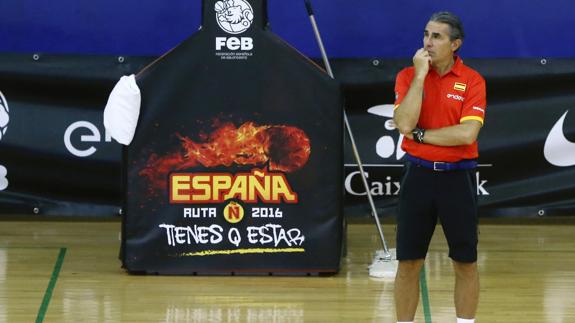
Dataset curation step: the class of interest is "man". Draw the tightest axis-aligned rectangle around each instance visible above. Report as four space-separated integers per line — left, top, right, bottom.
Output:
392 12 486 323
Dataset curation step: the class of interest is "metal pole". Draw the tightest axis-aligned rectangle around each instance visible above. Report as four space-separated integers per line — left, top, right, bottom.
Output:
304 0 390 259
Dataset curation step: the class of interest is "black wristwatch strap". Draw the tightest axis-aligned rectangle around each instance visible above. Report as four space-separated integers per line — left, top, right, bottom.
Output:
412 128 426 144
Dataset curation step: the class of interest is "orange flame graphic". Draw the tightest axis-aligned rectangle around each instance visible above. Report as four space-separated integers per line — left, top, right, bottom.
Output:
139 121 311 191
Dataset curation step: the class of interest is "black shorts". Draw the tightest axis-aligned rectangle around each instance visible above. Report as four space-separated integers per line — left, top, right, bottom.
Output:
396 162 478 262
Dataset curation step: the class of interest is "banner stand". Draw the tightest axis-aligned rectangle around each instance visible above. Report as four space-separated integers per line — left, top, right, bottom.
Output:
120 0 344 275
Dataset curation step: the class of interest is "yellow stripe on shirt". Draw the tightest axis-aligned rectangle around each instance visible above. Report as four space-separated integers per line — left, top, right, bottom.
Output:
460 116 484 124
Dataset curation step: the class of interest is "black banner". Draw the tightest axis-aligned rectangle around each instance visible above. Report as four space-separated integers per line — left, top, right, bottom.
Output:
0 54 132 216
120 0 343 274
1 54 574 219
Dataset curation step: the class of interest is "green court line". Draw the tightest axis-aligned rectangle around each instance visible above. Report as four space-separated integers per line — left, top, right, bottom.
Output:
420 265 432 323
36 248 67 323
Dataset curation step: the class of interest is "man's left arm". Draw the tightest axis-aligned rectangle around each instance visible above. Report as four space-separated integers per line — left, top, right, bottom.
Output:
409 121 482 146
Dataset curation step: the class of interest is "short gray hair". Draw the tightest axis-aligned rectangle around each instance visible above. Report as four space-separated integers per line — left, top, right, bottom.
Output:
429 12 465 41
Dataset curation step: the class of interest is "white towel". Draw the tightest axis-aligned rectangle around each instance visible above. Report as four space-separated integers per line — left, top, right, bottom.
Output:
103 75 141 145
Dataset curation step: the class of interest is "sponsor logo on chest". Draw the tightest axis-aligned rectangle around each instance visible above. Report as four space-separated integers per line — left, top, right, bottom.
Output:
447 93 465 102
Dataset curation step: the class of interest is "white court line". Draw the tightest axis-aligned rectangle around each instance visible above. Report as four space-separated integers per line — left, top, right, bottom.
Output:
344 164 493 167
344 164 403 167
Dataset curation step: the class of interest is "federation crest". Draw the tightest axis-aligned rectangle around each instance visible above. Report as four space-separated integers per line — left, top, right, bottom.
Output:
214 0 254 34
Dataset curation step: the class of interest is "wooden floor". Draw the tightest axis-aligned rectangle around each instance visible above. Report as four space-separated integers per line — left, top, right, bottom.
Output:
1 220 575 322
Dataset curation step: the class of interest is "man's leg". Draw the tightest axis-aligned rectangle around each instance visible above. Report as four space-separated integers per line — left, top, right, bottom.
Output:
395 258 425 321
395 164 436 322
436 170 479 320
453 261 479 319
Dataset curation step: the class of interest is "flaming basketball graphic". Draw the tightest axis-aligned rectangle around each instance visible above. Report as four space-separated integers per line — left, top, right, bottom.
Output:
139 121 311 191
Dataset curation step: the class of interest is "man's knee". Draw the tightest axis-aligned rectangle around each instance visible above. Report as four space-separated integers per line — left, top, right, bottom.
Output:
397 259 425 279
453 261 478 278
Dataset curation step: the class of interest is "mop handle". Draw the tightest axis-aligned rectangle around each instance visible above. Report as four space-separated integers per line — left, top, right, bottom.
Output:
304 0 389 254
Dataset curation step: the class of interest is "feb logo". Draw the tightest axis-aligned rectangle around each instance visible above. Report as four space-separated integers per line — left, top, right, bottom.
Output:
215 0 254 34
0 91 9 141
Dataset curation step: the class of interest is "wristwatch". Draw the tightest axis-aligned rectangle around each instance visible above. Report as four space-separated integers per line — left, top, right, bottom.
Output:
412 127 426 144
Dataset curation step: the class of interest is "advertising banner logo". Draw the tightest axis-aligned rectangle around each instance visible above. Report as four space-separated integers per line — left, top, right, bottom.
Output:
0 91 9 141
64 121 114 157
0 165 8 191
137 119 310 256
544 110 575 167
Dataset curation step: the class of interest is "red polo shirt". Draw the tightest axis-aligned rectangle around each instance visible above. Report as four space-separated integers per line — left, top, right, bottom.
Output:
394 56 486 162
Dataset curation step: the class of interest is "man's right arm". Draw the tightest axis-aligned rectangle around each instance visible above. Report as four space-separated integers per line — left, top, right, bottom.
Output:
393 49 430 135
393 76 425 135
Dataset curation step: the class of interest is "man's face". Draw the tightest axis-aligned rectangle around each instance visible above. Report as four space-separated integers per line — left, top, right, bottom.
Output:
423 21 459 63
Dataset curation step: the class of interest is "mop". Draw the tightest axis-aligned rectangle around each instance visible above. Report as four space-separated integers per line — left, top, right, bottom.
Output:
303 0 398 278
